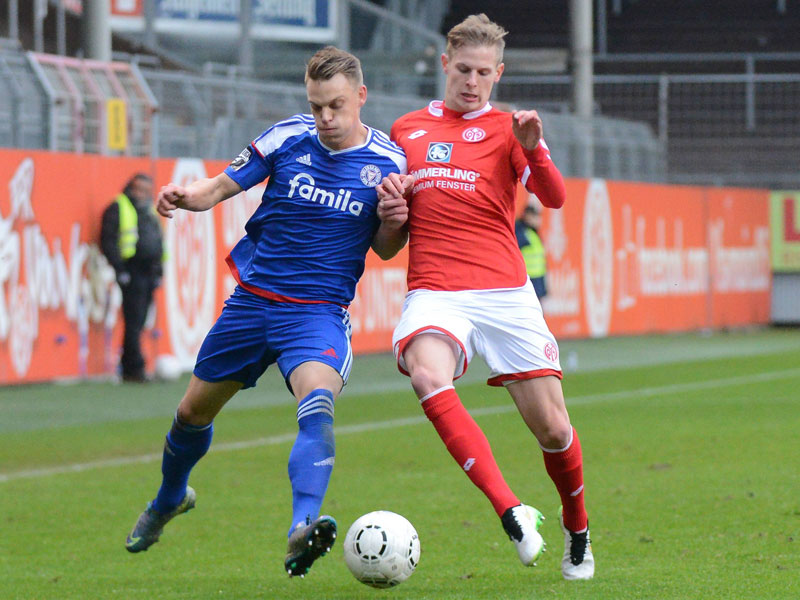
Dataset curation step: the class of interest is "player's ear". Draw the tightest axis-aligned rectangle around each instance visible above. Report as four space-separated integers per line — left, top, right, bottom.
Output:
440 53 449 72
495 62 505 82
358 84 367 107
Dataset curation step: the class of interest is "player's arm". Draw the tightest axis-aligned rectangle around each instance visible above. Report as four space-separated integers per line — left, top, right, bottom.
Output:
512 110 566 209
371 173 414 260
99 202 124 272
157 172 242 218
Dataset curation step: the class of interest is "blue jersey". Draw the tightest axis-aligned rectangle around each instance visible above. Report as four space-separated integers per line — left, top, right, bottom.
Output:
224 114 406 305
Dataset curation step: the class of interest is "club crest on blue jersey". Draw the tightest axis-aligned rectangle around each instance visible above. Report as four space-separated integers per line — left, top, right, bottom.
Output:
426 142 452 163
288 172 365 216
359 164 382 187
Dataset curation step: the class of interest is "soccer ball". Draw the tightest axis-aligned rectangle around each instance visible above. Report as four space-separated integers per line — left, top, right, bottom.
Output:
154 354 182 381
343 511 421 588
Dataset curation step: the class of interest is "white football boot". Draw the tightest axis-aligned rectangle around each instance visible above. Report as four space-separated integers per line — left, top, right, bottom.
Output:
500 504 546 566
559 506 594 580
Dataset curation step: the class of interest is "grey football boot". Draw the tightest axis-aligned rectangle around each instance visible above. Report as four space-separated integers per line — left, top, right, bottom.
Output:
125 487 196 553
284 515 338 577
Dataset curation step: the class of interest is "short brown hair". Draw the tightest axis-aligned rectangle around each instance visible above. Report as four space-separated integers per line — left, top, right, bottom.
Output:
446 13 507 64
305 46 363 87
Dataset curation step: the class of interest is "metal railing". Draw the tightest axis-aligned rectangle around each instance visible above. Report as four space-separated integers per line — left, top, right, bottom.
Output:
0 41 48 149
138 66 666 181
1 41 666 183
497 71 800 188
25 52 158 156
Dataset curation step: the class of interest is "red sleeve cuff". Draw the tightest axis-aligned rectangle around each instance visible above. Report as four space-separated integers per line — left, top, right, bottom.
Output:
521 143 550 164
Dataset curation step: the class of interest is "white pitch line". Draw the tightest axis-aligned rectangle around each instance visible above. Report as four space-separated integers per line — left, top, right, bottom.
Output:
2 367 798 484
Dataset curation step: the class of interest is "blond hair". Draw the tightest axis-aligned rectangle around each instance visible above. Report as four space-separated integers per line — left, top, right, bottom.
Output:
305 46 363 87
446 13 507 64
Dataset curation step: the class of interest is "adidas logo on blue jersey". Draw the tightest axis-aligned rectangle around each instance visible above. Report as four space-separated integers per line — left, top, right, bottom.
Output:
296 153 312 166
288 172 364 216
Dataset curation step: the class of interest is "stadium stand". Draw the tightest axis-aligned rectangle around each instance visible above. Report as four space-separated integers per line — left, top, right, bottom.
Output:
0 2 665 182
442 1 800 188
0 38 48 149
15 1 799 186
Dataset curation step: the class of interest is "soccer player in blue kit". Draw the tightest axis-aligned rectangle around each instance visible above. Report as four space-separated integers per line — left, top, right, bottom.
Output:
124 47 408 578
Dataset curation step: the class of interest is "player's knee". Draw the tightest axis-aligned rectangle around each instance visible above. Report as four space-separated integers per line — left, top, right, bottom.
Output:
537 422 573 451
408 364 451 398
176 402 214 427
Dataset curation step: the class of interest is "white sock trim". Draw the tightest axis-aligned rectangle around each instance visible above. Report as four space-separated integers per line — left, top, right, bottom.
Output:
539 427 574 453
419 385 455 403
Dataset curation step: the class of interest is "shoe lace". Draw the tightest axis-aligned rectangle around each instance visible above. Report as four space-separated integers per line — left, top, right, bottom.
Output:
568 530 589 566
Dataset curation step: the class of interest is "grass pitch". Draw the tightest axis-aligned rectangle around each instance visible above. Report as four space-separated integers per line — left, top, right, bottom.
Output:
1 329 799 599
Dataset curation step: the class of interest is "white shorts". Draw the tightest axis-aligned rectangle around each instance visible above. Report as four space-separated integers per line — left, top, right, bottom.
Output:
392 282 562 386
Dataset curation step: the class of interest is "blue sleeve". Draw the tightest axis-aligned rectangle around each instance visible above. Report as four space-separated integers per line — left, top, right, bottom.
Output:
224 142 273 190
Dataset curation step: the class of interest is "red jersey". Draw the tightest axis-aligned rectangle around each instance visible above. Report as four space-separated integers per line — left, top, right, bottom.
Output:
391 101 566 291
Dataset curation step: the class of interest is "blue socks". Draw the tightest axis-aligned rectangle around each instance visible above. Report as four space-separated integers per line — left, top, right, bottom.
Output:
152 416 213 514
287 389 335 535
150 390 335 533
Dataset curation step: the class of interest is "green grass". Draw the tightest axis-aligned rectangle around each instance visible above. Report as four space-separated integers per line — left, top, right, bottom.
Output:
1 331 799 599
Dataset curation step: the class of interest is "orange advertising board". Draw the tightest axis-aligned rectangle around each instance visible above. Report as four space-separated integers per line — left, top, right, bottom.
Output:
538 179 771 338
0 151 153 383
0 151 409 384
706 188 771 327
0 150 772 384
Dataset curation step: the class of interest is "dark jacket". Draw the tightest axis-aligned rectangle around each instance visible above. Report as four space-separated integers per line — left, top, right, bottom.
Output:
100 198 164 279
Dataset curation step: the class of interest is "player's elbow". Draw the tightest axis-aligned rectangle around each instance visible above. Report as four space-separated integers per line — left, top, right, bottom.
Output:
372 240 404 261
543 194 565 209
373 247 396 261
536 181 566 209
372 228 408 260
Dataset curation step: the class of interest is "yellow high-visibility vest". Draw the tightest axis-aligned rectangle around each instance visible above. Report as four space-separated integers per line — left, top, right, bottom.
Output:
521 228 546 278
116 193 138 260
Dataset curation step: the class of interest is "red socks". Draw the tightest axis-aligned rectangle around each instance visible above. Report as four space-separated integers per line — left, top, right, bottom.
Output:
542 427 588 532
421 386 519 517
422 387 589 530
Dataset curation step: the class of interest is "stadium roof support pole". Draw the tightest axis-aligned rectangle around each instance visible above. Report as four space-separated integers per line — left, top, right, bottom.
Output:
83 0 111 62
337 0 351 51
570 0 594 177
239 0 253 71
57 0 66 55
143 0 157 48
8 0 19 41
595 0 607 56
570 0 593 118
33 0 47 51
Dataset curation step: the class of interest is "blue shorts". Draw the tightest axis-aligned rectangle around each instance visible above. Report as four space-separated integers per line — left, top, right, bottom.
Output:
194 287 353 390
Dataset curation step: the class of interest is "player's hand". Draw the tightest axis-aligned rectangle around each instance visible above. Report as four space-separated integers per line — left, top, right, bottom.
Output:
512 110 544 150
378 173 414 200
377 193 409 229
157 183 188 218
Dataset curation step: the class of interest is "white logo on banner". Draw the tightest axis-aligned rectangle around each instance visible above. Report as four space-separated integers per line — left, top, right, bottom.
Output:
582 179 613 338
164 159 217 368
1 158 121 379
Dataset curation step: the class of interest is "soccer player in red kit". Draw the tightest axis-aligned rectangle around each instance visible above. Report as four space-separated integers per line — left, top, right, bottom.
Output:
378 14 594 580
